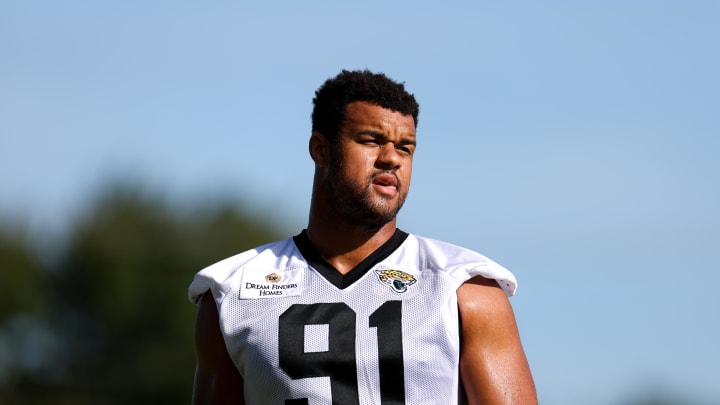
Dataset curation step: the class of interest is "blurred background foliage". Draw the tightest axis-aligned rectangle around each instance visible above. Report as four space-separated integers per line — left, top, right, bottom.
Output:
0 184 282 404
0 183 706 405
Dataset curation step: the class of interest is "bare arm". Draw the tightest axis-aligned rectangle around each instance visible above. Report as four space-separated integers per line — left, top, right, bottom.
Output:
192 291 245 405
457 276 537 405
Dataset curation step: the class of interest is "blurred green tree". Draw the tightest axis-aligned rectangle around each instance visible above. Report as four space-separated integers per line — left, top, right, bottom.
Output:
0 226 50 395
0 228 45 319
0 185 283 404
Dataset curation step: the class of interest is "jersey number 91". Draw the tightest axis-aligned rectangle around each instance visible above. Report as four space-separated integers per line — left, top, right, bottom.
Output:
278 301 405 405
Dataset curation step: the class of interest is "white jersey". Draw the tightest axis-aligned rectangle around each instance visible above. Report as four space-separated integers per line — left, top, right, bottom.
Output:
189 230 517 405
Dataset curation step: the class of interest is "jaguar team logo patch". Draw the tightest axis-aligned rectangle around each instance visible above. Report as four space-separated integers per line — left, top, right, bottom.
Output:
375 269 417 293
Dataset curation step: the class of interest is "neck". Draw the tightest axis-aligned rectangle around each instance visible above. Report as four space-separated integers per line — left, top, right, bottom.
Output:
306 202 398 275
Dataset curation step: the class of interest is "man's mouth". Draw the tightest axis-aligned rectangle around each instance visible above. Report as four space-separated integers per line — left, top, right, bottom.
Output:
371 173 399 195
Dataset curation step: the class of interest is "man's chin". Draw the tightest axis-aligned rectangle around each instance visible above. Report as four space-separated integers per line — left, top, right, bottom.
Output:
341 205 400 229
360 205 404 228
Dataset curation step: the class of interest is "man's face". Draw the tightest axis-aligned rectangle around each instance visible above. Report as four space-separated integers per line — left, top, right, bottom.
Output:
327 101 416 228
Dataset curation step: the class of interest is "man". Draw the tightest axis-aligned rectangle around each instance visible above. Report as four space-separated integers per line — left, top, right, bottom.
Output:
190 69 537 404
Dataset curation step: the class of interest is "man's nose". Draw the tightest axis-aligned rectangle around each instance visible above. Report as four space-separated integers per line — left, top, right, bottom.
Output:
376 143 401 169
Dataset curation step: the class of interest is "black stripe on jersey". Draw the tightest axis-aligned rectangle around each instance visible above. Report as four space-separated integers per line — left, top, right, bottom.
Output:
293 229 409 290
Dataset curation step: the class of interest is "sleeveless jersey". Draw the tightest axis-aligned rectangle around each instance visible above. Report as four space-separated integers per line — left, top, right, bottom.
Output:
188 230 517 405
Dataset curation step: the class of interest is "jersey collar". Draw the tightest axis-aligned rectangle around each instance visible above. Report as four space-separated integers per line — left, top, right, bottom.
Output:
293 229 409 289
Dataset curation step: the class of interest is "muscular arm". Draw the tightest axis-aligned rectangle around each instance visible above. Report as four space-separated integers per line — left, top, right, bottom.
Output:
192 291 245 405
457 276 537 405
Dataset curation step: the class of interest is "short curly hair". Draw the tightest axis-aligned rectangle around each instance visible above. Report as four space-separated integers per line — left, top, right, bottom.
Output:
311 69 419 141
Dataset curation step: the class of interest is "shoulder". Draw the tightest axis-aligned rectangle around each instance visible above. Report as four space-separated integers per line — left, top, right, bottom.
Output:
188 237 298 304
456 276 512 317
404 233 518 296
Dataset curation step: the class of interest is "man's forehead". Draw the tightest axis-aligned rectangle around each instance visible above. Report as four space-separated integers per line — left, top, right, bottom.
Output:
344 101 416 130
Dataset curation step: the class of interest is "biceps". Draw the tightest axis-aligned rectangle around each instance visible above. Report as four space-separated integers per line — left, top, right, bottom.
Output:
459 337 534 405
457 279 537 405
192 361 245 405
193 292 245 404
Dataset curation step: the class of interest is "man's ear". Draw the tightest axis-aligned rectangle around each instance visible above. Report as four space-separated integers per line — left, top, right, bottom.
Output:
309 131 329 167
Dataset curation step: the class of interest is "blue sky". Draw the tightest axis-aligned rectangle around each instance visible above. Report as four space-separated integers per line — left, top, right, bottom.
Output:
1 1 719 404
